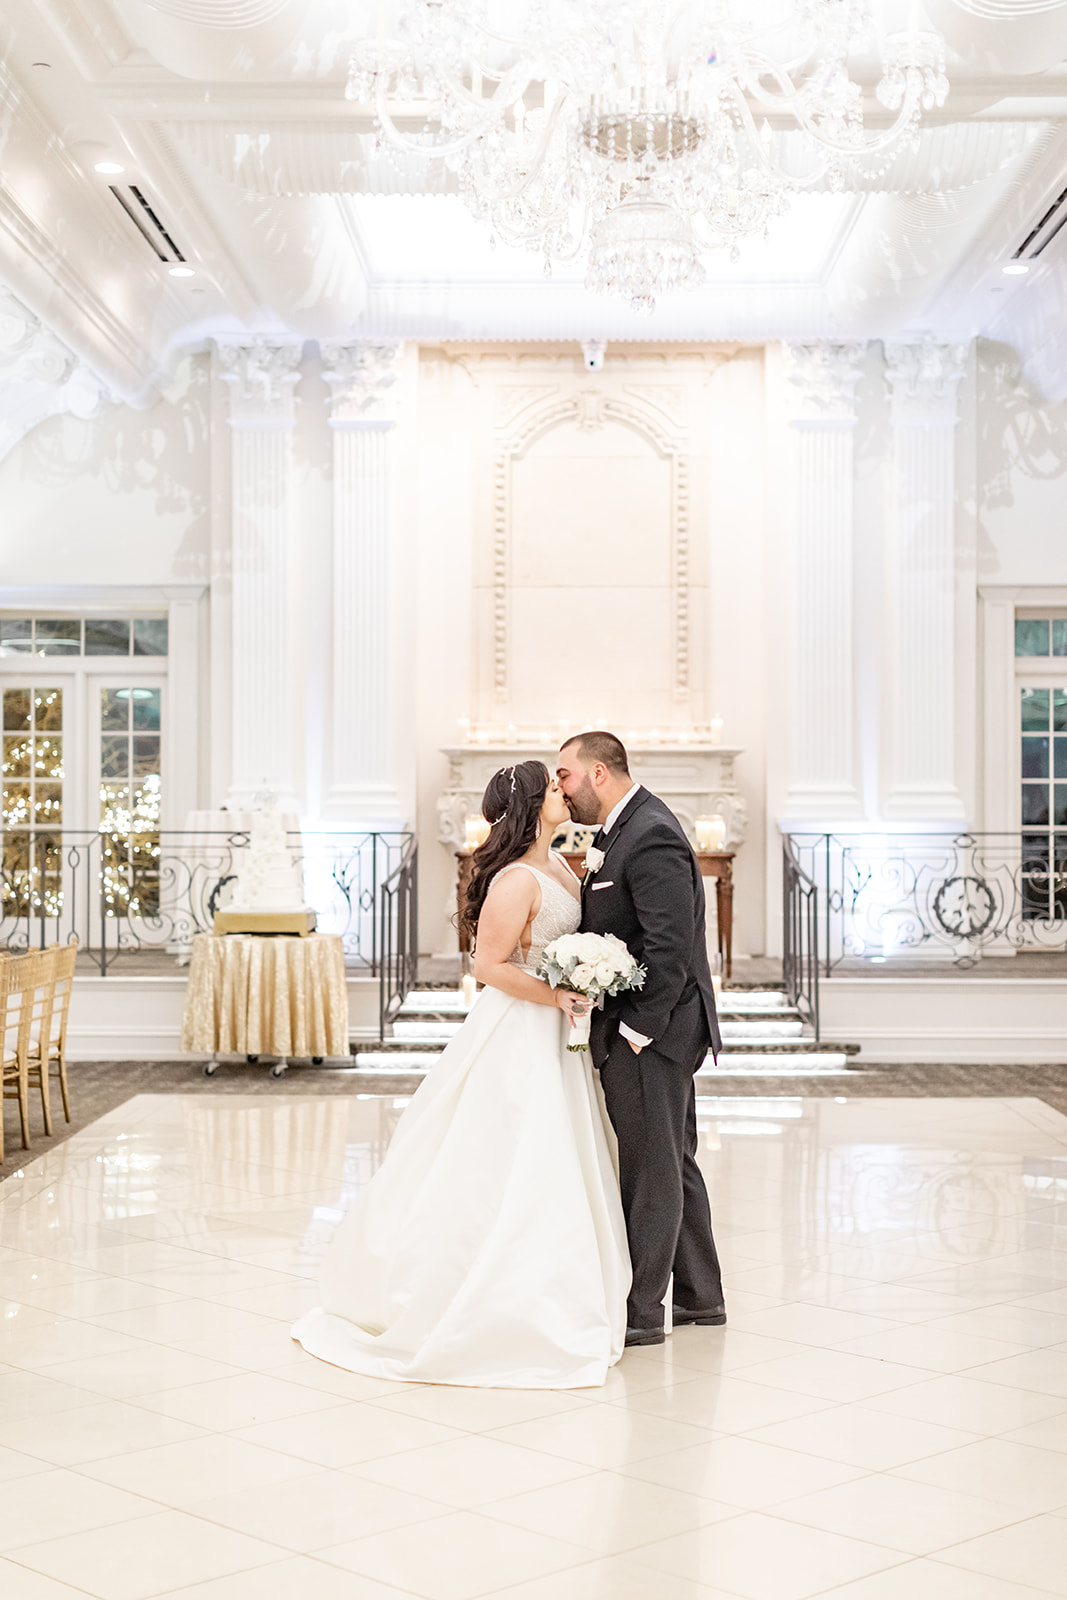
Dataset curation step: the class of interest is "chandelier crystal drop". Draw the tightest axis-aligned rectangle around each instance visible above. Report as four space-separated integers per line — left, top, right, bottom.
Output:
347 1 949 313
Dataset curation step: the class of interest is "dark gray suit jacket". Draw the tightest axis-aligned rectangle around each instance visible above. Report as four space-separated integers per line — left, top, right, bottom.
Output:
580 787 722 1067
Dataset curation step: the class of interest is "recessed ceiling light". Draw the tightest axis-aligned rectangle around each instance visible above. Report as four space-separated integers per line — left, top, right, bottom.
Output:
168 265 195 277
94 160 125 175
1002 261 1030 275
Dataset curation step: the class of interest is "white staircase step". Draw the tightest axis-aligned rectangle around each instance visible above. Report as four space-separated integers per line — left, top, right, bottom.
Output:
401 990 468 1014
354 1052 437 1072
719 1020 804 1040
721 991 793 1011
698 1052 850 1076
353 1049 852 1078
393 1020 463 1042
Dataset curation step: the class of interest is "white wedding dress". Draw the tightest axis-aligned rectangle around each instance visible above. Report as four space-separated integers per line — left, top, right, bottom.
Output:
291 859 630 1388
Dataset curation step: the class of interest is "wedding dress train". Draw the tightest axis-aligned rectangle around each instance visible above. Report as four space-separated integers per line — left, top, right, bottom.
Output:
291 861 630 1388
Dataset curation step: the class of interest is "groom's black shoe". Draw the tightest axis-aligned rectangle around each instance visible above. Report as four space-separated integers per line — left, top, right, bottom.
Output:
625 1326 665 1347
672 1305 727 1327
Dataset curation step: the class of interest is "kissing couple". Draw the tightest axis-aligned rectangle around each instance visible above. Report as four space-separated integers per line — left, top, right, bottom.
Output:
293 731 726 1388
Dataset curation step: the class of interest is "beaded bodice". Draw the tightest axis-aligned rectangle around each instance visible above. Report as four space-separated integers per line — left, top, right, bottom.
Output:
493 860 582 975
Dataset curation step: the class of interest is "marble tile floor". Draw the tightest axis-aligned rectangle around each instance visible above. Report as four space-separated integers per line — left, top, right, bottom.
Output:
2 1092 1067 1598
7 1060 1067 1185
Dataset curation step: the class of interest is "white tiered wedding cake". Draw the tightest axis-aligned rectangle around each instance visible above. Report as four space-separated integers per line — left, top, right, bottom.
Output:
214 811 316 936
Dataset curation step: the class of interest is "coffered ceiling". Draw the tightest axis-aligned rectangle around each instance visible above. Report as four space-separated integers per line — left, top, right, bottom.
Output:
3 0 1067 404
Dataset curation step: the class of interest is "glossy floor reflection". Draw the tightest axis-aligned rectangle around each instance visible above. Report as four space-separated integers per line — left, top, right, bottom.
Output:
2 1093 1067 1599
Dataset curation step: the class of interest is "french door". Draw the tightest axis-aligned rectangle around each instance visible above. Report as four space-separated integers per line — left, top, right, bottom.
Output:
1 669 165 946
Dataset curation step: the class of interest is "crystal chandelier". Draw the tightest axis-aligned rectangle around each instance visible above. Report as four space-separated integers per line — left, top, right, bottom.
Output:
348 2 949 313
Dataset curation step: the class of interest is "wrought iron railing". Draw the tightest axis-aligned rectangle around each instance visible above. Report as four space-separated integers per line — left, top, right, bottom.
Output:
786 831 1067 971
378 838 418 1039
0 828 415 978
782 833 820 1036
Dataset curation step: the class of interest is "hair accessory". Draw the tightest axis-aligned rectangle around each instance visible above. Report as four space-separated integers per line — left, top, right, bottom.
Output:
490 764 519 825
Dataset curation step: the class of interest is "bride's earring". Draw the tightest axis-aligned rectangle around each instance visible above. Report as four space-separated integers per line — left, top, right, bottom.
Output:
535 820 542 839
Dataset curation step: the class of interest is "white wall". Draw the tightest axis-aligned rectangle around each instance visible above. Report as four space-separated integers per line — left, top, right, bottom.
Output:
4 333 1065 962
976 340 1067 586
0 355 210 586
410 343 771 958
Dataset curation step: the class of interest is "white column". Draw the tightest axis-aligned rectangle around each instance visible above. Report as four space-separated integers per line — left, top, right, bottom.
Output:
216 337 302 811
781 342 865 818
163 587 204 825
321 341 405 824
884 338 968 820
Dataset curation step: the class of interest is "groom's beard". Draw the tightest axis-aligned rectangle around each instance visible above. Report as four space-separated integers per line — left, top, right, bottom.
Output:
566 776 600 826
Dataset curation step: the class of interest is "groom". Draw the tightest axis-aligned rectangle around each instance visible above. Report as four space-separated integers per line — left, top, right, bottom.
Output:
557 731 725 1346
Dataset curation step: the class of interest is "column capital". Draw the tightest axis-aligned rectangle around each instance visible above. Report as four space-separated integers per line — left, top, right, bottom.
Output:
321 340 403 427
781 341 865 427
216 336 302 427
884 337 968 428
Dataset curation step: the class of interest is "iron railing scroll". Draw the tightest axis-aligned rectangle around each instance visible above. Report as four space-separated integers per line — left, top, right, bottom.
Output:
0 829 415 982
378 838 418 1040
785 831 1067 970
782 832 820 1038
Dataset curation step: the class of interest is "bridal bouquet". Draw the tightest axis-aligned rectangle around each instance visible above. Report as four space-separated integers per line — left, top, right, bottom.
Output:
537 932 646 1053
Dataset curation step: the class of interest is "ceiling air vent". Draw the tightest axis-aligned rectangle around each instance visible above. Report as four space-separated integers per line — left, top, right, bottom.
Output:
1009 179 1067 266
109 184 186 263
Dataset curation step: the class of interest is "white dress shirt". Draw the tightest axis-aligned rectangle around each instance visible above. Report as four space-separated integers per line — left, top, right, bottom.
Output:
598 784 652 1050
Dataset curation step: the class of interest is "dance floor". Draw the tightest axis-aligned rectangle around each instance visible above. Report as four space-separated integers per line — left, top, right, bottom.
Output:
2 1092 1067 1599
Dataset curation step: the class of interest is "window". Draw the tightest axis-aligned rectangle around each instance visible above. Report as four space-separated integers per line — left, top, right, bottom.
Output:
2 687 64 916
100 688 162 918
1020 686 1067 920
1015 617 1067 658
0 613 170 940
0 616 168 658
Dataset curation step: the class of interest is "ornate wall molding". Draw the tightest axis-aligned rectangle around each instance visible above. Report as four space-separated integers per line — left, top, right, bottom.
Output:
884 336 968 427
782 341 865 426
216 336 302 426
489 388 691 713
321 340 402 427
0 289 111 464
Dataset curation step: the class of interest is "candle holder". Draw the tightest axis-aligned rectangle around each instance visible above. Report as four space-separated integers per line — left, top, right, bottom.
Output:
464 814 491 850
696 814 727 852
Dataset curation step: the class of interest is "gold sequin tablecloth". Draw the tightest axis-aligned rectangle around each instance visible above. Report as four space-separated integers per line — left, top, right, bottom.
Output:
180 934 349 1059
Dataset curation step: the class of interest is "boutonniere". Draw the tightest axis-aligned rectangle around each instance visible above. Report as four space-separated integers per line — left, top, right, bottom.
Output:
582 845 605 886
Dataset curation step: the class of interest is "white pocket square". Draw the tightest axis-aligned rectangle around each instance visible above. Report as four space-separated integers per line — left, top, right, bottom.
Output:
590 881 614 890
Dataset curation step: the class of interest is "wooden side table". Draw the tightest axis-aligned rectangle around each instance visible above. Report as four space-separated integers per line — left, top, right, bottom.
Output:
695 851 735 978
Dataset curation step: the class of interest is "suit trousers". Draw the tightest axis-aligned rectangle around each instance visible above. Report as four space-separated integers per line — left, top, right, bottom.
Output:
598 1027 724 1330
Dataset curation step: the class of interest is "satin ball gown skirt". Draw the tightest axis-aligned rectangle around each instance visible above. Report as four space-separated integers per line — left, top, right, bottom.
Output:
291 986 631 1388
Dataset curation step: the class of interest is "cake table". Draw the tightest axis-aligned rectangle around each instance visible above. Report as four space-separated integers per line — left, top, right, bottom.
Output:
181 932 349 1078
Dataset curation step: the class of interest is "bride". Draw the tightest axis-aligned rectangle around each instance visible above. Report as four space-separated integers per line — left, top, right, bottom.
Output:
291 759 630 1388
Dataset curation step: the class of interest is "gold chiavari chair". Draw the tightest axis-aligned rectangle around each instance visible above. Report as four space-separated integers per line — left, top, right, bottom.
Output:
1 950 56 1159
41 941 76 1123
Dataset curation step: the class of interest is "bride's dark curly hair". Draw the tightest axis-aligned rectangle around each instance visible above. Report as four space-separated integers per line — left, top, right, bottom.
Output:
462 759 549 942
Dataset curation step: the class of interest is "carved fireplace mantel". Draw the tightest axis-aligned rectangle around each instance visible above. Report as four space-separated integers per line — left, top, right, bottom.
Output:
437 741 747 852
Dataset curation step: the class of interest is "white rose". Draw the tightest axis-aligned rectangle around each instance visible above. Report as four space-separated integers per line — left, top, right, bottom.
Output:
547 934 578 963
578 932 606 961
584 846 605 873
570 962 596 989
594 958 616 985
